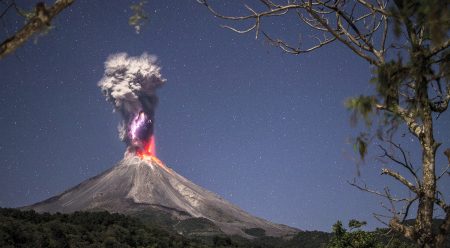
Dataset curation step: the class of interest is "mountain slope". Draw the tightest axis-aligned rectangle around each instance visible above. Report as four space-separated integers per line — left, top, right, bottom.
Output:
25 155 299 238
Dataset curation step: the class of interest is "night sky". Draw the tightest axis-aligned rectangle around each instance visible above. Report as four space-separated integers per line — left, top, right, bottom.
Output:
1 1 449 231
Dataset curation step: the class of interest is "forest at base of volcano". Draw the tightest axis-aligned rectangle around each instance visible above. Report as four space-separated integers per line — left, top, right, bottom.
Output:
2 208 447 248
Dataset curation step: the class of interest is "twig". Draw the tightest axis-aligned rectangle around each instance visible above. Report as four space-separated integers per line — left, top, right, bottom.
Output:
0 0 75 59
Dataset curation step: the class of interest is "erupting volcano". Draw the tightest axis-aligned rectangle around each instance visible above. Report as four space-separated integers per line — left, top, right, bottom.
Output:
129 111 156 159
97 52 165 160
24 52 299 238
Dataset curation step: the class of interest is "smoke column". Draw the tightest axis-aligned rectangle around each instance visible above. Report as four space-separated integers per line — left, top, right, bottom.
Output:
98 52 166 156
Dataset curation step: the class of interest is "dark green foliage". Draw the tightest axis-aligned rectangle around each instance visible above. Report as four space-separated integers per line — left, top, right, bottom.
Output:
282 231 331 248
345 95 377 127
212 235 234 247
175 217 221 236
0 208 208 248
327 220 420 248
231 231 331 248
328 220 382 248
390 0 449 44
0 208 332 248
129 0 148 34
348 220 367 230
243 228 266 237
130 208 178 230
354 134 369 162
2 208 445 248
345 0 449 159
372 228 418 248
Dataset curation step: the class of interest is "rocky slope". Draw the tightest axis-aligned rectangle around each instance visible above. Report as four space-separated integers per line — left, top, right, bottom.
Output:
25 155 299 238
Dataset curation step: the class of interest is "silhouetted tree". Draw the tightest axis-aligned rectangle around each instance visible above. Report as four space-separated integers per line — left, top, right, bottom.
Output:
328 220 381 248
199 1 449 247
0 0 149 59
0 0 74 59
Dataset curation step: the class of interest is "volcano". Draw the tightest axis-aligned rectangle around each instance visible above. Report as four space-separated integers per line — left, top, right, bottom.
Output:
25 155 299 238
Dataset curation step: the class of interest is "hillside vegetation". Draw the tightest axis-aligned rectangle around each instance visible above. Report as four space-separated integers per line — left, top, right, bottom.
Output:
1 208 446 248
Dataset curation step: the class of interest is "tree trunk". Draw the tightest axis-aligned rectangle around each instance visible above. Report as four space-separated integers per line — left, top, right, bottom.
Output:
416 78 437 248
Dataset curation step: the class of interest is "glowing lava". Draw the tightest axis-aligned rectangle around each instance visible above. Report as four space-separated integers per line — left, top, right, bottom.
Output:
135 135 172 174
128 111 169 172
129 111 155 159
136 135 156 160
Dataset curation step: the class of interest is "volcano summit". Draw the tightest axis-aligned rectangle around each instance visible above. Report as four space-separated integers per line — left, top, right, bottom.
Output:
26 155 299 238
25 52 299 238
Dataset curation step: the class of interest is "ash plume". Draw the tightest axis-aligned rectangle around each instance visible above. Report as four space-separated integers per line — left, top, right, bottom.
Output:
98 52 166 153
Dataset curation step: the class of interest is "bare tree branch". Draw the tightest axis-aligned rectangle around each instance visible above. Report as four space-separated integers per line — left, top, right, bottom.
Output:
428 39 450 58
324 2 381 60
198 0 302 21
381 168 418 194
221 23 257 36
263 31 336 54
380 14 388 56
429 83 450 113
390 217 416 240
437 164 450 181
0 0 75 60
200 1 449 246
348 179 410 202
435 191 447 211
296 11 329 31
199 0 382 65
378 141 420 186
401 196 418 222
307 6 380 64
356 0 390 16
376 104 423 138
373 213 390 226
0 1 25 19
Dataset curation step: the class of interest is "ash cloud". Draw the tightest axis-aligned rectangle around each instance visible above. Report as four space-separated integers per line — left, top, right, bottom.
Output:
98 52 166 150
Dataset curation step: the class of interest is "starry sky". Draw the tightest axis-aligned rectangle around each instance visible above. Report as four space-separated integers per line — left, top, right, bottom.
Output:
0 1 449 231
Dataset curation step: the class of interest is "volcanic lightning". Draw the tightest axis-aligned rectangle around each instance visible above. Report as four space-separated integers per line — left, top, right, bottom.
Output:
98 52 165 161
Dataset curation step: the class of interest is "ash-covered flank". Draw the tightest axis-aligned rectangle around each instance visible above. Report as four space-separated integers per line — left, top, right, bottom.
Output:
24 156 299 239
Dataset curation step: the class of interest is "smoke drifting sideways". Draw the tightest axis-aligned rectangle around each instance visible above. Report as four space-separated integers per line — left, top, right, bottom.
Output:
98 52 166 157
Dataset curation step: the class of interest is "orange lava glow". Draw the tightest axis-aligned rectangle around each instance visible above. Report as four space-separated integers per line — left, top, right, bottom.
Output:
136 135 156 159
136 136 172 174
